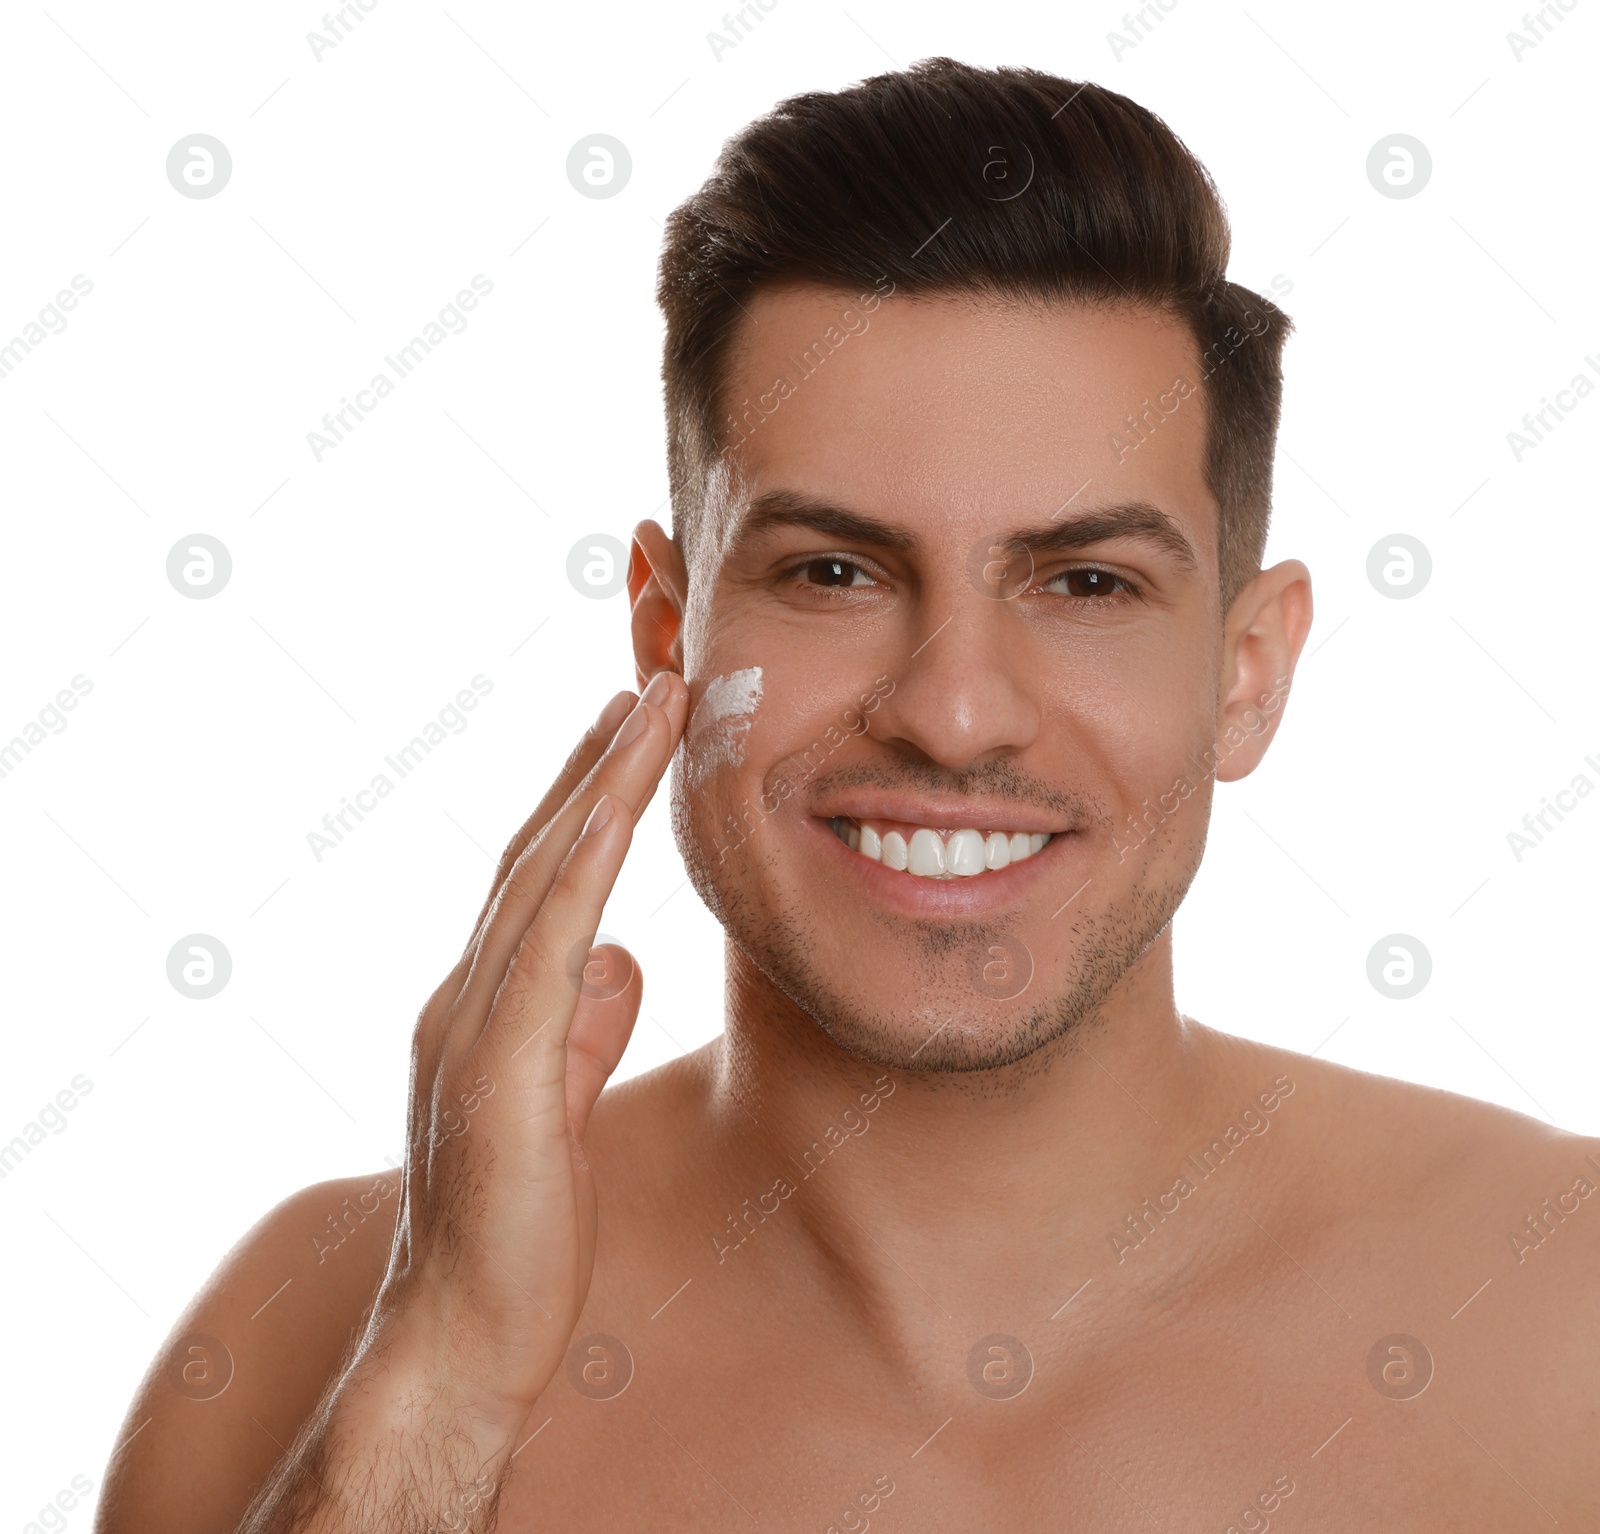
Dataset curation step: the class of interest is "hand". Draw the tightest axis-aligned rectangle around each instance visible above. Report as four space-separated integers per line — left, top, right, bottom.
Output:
366 671 688 1435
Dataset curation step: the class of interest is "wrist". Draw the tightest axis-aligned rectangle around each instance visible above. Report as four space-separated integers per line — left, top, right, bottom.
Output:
336 1314 532 1469
335 1364 524 1481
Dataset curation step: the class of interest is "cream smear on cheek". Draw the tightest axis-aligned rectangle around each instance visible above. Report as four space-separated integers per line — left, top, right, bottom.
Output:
684 667 764 788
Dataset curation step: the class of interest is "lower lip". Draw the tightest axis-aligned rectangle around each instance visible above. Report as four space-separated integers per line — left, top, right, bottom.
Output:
804 814 1078 918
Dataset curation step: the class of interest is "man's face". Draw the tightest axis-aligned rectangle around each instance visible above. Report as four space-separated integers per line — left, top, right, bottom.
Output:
664 286 1254 1073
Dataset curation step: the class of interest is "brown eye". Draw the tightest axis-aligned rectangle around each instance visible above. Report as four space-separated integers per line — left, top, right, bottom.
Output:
798 557 872 588
1047 567 1133 600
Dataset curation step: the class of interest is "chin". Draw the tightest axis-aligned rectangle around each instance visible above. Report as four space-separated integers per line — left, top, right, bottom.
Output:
728 908 1123 1076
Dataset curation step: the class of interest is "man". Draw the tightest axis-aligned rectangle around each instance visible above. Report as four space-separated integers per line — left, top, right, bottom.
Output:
99 57 1597 1532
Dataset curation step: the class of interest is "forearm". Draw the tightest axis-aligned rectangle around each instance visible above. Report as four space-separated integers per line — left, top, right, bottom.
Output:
237 1351 522 1534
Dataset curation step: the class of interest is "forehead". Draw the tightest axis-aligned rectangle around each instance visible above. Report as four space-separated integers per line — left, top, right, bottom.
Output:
716 285 1218 571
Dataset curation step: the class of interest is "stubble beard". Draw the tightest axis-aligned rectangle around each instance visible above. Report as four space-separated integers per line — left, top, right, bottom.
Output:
672 760 1204 1084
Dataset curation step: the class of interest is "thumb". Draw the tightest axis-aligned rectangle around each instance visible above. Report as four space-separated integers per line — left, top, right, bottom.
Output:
564 943 643 1141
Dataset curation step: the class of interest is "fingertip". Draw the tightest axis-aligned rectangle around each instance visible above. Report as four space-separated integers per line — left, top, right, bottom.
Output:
581 794 618 838
633 671 690 743
657 672 690 735
582 942 640 1004
595 690 635 738
639 668 680 710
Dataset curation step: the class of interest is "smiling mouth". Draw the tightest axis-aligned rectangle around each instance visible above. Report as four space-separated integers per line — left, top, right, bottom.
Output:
830 817 1054 879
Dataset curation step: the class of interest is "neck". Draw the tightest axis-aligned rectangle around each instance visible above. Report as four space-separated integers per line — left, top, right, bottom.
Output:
701 929 1247 1351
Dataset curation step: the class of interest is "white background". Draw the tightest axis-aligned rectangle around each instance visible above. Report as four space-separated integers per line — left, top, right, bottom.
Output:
1 0 1595 1523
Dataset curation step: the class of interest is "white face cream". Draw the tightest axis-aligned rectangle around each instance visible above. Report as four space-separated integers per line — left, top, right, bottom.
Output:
684 666 763 787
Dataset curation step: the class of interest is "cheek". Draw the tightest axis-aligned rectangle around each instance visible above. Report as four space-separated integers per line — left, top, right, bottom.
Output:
1043 670 1214 852
682 667 765 790
676 657 876 862
682 714 752 790
671 749 745 901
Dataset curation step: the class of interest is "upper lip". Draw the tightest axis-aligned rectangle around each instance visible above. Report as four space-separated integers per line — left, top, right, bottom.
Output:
810 792 1069 836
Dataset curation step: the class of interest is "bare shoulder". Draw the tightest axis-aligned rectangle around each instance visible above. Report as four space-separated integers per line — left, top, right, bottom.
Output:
1197 1024 1592 1182
1208 1028 1600 1512
1276 1038 1600 1316
95 1170 400 1534
94 1049 715 1534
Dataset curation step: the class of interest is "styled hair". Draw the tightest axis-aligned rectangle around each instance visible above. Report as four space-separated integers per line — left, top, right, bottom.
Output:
656 56 1293 609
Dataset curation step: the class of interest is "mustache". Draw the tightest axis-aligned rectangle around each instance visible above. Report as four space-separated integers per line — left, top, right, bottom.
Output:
795 758 1105 826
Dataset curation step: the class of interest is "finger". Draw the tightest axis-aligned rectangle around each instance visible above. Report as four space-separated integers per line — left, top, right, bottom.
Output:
455 691 684 1031
465 688 636 942
545 673 686 842
406 947 481 1157
511 675 685 860
435 688 634 1083
625 674 689 825
475 794 634 1095
519 673 686 849
434 699 653 1093
564 946 644 1142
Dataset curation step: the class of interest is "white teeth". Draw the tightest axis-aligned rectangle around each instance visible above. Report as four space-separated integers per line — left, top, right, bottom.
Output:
946 829 987 877
907 827 945 876
832 819 1054 879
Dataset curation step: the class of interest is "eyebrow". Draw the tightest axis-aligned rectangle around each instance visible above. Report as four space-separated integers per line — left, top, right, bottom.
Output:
730 488 1200 572
731 490 919 557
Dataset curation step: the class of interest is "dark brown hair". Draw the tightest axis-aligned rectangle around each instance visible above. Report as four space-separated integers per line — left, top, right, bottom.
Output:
657 56 1292 608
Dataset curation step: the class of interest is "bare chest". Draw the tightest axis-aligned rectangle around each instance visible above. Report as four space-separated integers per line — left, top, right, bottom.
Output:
486 1307 1558 1532
483 1109 1595 1532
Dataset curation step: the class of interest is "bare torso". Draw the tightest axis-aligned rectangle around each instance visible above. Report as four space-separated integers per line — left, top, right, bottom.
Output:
102 1031 1599 1532
486 1037 1597 1531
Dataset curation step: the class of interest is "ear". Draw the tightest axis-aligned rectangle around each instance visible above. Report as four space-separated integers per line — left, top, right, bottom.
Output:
1214 559 1313 784
629 519 687 692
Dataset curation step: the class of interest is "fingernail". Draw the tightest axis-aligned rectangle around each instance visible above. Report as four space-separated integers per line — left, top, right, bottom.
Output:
613 704 649 749
641 671 674 709
595 690 634 736
582 795 615 836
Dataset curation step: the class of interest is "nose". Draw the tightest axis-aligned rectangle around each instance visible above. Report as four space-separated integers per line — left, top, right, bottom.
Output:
869 591 1042 770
